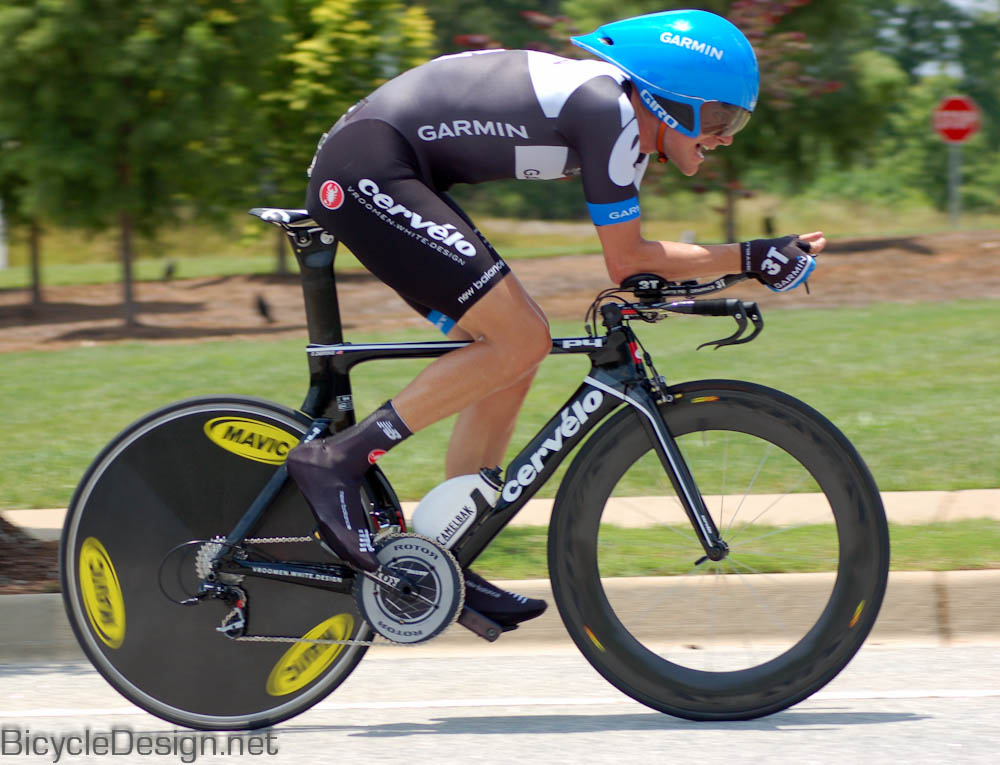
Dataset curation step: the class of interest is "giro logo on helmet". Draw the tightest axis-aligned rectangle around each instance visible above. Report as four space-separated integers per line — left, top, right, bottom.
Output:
640 89 679 130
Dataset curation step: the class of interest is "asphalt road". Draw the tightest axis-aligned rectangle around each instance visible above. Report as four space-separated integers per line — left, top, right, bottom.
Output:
1 642 998 764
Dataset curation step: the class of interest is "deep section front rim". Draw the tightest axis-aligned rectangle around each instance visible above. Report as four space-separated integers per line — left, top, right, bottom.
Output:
548 380 889 720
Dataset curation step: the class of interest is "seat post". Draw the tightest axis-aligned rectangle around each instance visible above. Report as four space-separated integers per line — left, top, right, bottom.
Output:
287 226 343 346
284 225 353 425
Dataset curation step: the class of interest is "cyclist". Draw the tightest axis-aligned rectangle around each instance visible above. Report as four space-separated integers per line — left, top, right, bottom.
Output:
287 9 824 631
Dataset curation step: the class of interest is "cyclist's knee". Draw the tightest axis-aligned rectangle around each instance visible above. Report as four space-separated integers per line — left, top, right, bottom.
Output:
458 275 551 370
518 314 552 367
487 306 550 369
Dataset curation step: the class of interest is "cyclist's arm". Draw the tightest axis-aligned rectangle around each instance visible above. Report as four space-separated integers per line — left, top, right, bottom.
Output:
596 217 741 285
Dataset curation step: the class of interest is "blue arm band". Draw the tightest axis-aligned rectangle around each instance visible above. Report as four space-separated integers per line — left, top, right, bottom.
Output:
587 197 641 226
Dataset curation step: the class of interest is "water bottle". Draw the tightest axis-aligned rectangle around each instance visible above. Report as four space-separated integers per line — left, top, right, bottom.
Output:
410 467 503 549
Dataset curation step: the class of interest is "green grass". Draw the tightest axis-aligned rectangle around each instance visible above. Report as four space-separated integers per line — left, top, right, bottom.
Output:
0 243 605 289
0 299 998 510
473 520 1000 579
3 195 999 289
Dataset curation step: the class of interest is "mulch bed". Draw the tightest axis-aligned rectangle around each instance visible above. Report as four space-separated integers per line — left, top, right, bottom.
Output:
0 517 60 594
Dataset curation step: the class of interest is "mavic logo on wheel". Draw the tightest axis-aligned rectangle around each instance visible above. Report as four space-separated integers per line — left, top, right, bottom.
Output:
204 418 298 465
266 614 355 696
79 537 126 650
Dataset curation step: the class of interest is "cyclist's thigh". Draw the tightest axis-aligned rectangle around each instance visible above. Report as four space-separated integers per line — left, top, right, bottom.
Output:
456 272 551 355
307 120 509 327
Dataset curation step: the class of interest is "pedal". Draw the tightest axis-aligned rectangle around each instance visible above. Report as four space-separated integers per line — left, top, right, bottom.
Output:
457 606 503 642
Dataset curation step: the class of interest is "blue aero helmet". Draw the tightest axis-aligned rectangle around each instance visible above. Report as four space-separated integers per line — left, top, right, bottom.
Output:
571 10 759 141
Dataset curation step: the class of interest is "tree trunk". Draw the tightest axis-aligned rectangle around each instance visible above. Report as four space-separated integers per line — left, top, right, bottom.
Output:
721 158 740 243
29 220 43 306
275 228 288 275
119 210 138 327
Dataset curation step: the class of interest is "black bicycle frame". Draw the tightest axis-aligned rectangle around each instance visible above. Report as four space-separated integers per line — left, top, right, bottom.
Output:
230 214 727 565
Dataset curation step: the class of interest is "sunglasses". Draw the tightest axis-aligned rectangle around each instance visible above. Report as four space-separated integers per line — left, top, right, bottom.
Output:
649 93 752 137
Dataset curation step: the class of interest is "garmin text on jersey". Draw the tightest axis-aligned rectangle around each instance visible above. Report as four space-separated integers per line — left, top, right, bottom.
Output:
417 120 529 142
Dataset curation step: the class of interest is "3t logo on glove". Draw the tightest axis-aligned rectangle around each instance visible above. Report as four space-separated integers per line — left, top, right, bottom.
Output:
759 246 788 277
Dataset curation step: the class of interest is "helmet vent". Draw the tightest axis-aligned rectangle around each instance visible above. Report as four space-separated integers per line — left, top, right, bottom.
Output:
599 36 614 45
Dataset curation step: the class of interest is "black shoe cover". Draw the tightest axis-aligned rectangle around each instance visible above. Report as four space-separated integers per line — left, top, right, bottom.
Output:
286 439 380 572
463 570 547 629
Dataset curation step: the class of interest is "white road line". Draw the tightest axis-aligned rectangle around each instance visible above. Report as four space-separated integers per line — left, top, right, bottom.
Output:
3 690 999 719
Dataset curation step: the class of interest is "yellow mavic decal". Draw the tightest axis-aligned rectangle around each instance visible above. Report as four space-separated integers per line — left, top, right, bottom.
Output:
204 417 297 465
266 614 355 696
79 537 126 649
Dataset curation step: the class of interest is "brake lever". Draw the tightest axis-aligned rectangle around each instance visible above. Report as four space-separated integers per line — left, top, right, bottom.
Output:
696 301 763 350
697 310 747 350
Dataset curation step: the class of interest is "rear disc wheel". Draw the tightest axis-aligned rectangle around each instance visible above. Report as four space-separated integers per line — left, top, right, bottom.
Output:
61 396 391 730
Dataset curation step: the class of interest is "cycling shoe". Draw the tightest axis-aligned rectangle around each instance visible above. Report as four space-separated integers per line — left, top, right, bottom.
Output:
286 439 380 572
463 570 547 630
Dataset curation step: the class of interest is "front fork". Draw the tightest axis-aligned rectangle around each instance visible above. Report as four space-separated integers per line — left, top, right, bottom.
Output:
630 381 729 562
596 304 729 562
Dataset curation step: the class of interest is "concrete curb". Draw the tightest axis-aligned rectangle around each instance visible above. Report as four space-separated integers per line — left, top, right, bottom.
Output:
3 571 998 662
3 490 997 660
4 489 1000 541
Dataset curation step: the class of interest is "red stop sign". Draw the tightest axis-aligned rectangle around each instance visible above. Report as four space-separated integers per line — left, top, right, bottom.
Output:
933 96 982 143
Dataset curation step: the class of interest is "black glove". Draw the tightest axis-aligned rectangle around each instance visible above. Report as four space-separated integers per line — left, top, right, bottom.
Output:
742 235 816 292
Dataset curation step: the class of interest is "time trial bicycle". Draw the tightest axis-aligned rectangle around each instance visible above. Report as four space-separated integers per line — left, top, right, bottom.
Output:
60 208 889 730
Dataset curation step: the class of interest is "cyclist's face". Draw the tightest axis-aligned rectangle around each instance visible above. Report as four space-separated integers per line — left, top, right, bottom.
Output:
663 129 734 177
631 89 735 176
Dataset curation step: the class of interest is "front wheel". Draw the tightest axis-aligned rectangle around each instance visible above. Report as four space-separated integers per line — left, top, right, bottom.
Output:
61 396 393 730
548 380 889 721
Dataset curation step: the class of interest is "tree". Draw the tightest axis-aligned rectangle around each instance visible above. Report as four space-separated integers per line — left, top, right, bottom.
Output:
418 0 563 53
0 1 281 325
244 0 435 272
0 162 43 306
260 0 435 198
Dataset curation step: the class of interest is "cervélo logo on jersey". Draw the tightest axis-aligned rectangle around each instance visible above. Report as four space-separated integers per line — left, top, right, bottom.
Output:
502 390 604 502
356 178 477 258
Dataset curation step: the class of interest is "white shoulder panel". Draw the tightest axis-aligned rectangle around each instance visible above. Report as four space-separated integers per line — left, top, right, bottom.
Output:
526 51 627 119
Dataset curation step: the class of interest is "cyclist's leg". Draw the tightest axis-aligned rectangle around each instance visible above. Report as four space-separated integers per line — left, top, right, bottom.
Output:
396 287 545 473
295 121 551 596
444 364 538 477
433 193 549 475
391 272 551 431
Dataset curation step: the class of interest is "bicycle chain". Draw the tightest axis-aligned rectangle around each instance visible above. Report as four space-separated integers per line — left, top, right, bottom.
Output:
210 534 400 648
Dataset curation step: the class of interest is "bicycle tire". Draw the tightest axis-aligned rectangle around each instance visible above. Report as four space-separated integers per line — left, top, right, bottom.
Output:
548 380 889 721
61 396 388 730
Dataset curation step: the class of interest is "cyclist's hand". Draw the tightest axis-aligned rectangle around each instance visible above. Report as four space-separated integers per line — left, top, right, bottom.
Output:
741 234 817 292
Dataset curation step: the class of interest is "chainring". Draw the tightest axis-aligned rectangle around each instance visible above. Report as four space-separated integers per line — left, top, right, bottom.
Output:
356 534 464 645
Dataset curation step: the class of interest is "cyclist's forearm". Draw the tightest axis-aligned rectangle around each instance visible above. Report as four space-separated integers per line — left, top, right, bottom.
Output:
604 237 741 284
